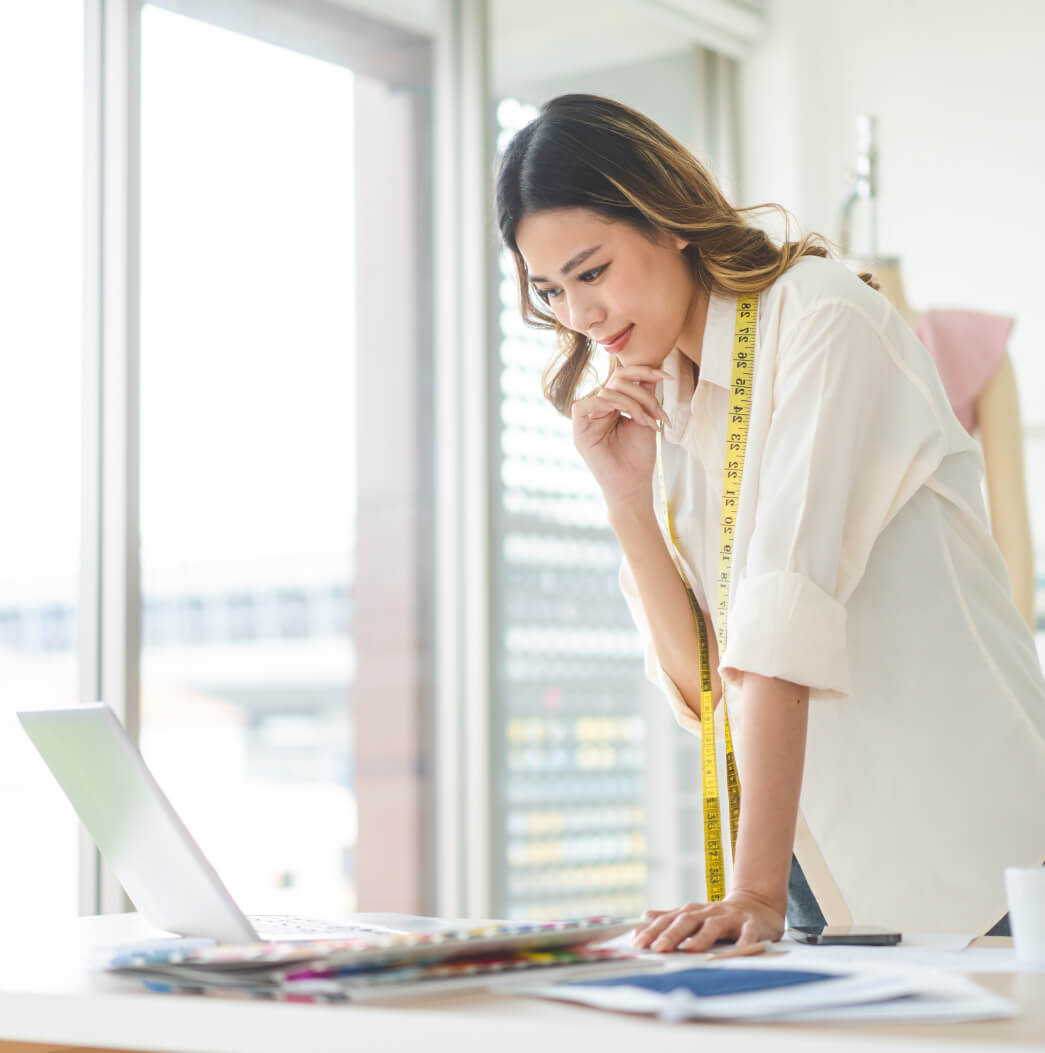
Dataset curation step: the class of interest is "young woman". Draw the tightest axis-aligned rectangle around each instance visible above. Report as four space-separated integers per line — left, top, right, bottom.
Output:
495 94 1045 951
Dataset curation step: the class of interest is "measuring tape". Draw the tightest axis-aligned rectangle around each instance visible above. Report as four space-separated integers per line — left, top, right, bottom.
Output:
655 294 757 902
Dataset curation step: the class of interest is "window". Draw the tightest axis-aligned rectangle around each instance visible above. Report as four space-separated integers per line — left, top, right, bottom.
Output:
488 4 747 917
0 0 83 918
490 99 650 921
2 0 747 922
138 2 435 917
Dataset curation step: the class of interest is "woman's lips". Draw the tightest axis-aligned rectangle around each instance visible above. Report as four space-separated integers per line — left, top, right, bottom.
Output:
601 324 634 353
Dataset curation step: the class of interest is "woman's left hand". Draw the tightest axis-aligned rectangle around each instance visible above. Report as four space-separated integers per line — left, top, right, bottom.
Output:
632 890 786 953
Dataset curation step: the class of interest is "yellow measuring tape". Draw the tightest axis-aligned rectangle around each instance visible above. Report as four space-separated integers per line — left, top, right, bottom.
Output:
655 294 757 901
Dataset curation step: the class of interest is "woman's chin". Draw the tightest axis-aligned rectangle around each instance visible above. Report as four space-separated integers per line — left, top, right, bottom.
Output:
619 350 670 370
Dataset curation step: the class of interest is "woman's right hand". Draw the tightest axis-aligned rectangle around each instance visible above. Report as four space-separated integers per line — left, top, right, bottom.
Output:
570 364 671 511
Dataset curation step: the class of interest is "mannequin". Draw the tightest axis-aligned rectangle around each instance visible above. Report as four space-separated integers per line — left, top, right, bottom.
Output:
847 255 1035 630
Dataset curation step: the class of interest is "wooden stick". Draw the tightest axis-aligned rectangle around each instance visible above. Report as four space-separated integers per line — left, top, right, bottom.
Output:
705 940 771 960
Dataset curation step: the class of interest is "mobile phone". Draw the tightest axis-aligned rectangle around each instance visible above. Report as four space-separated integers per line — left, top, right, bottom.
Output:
789 924 902 946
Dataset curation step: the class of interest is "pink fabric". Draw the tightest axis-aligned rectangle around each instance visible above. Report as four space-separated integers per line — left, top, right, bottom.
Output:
914 309 1014 434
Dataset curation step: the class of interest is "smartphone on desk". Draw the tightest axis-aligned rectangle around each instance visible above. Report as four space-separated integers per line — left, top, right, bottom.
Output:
789 924 902 946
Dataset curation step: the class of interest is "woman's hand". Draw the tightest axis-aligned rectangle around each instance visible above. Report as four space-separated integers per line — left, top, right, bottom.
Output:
570 364 670 510
631 890 786 953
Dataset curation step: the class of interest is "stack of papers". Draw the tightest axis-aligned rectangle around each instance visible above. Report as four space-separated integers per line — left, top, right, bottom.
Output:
102 916 653 1002
532 957 1019 1023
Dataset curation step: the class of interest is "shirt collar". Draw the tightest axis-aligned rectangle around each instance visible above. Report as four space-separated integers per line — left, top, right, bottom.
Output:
693 287 739 391
658 288 737 444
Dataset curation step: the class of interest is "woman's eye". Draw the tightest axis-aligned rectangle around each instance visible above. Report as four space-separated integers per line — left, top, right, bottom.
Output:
532 264 605 304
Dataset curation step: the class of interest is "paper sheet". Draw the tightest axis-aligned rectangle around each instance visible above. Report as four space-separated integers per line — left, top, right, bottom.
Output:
603 930 1043 975
531 959 1019 1023
776 933 1044 974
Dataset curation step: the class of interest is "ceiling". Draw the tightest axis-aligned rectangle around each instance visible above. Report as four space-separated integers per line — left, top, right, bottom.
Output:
329 0 764 89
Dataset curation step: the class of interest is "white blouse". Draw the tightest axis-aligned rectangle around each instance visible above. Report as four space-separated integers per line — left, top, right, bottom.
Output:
620 255 1045 934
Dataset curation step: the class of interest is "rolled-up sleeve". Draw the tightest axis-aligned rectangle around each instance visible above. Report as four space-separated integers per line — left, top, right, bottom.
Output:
720 300 948 698
726 571 848 697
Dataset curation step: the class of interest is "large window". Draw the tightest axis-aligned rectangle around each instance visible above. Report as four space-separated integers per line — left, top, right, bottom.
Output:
0 0 83 918
3 0 748 923
138 3 434 918
488 12 743 918
491 99 650 921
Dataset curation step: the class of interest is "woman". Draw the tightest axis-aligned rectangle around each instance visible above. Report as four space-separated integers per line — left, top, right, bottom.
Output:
495 93 1045 951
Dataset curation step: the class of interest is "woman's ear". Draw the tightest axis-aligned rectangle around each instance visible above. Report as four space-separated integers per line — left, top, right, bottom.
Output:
656 227 689 253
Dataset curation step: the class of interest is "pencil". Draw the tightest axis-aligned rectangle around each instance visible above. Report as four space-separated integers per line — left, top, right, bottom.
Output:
704 940 770 960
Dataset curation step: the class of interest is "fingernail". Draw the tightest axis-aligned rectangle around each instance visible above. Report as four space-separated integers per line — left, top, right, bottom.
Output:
652 938 670 952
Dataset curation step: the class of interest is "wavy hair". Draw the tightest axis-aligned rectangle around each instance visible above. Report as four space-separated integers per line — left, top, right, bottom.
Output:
496 94 875 415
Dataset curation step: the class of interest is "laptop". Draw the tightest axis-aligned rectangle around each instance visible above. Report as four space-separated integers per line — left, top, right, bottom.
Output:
17 703 420 944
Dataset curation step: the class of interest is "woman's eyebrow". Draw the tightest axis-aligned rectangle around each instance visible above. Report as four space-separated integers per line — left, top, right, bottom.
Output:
529 244 602 284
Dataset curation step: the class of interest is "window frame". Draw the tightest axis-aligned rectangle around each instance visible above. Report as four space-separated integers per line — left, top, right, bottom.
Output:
77 0 764 921
79 0 449 916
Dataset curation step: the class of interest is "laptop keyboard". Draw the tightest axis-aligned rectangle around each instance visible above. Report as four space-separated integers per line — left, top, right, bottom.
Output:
248 915 398 941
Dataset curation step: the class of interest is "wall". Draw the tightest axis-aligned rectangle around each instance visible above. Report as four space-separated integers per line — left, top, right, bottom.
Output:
739 0 1045 578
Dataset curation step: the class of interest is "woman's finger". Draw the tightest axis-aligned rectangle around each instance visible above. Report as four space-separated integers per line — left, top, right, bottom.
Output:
570 394 619 425
602 373 671 426
633 903 707 947
735 917 765 947
571 365 670 428
633 911 682 947
608 364 670 384
631 909 672 941
646 910 711 952
580 386 660 429
670 912 739 954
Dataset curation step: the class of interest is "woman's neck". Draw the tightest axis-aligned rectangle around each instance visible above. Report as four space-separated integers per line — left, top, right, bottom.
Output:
676 286 711 372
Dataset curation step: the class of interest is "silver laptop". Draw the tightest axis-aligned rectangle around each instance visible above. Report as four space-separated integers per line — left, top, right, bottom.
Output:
18 703 401 944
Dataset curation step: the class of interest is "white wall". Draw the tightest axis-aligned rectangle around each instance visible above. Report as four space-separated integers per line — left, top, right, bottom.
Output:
740 0 1045 419
740 0 1045 582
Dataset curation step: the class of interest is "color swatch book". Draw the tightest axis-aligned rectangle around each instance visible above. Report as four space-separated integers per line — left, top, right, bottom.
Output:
103 914 653 1002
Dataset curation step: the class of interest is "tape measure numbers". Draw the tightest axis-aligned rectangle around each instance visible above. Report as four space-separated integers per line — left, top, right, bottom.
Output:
656 294 758 902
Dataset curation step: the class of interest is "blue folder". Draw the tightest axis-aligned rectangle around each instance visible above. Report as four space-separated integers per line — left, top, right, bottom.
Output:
568 966 841 997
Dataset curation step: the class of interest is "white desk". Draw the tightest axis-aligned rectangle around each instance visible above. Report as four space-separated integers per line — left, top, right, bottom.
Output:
0 914 1043 1053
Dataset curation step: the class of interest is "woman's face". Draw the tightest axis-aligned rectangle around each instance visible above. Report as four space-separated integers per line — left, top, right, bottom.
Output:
514 207 702 368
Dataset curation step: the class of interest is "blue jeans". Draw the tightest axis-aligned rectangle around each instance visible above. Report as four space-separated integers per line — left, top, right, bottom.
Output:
787 854 1013 936
786 854 826 928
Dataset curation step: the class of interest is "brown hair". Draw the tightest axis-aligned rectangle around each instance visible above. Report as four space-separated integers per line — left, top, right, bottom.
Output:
496 93 875 415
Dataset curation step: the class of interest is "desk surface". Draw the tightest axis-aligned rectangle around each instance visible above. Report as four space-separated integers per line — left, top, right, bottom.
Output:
1 916 1043 1053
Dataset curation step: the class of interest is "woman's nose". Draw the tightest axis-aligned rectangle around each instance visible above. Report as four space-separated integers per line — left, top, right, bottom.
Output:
566 290 604 335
